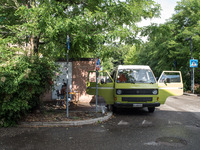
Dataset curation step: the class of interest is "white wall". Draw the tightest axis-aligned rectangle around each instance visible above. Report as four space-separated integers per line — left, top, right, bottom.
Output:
52 62 72 100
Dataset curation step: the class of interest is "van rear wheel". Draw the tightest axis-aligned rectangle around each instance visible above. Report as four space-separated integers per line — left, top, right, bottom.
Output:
148 107 155 113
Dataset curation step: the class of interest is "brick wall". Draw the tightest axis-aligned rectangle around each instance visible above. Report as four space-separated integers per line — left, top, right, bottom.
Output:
72 58 96 102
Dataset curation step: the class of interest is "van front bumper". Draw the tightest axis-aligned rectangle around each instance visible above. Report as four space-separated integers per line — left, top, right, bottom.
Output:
114 102 160 108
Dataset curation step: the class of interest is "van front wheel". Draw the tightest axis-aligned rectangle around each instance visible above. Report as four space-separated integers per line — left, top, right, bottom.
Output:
148 107 155 113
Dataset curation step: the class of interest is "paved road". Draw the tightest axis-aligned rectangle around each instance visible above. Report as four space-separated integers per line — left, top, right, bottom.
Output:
0 95 200 150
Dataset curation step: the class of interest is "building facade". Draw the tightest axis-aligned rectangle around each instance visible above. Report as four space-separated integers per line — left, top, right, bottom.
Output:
42 58 96 102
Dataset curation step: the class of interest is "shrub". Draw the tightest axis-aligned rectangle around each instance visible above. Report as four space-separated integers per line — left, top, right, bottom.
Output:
0 55 58 127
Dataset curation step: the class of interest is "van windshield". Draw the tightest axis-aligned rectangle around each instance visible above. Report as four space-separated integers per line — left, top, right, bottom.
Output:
117 69 156 84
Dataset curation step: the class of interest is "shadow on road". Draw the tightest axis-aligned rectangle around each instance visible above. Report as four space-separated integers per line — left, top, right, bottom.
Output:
113 107 151 116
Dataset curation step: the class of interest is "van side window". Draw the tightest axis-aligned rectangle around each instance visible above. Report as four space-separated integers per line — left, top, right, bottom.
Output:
99 72 113 83
159 72 181 83
111 71 116 82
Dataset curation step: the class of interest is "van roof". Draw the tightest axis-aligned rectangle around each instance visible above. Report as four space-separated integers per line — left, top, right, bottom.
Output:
118 65 151 70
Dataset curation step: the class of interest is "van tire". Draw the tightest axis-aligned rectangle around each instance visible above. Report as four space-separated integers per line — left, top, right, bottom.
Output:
148 107 155 113
112 105 117 113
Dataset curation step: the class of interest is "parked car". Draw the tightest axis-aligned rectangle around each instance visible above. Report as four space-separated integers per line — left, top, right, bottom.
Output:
86 65 183 113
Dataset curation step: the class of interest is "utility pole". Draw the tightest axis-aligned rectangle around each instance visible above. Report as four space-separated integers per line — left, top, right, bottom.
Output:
190 37 194 94
96 58 101 112
66 35 70 117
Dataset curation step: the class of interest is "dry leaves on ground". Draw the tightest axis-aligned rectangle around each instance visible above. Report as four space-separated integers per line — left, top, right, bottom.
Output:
22 103 105 122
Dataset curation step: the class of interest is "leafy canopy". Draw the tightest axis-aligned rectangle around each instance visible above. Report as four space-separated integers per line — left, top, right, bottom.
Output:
0 0 160 59
127 0 200 91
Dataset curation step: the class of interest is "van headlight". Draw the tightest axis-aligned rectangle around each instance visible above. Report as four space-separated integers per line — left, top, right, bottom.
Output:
116 89 122 95
152 90 158 95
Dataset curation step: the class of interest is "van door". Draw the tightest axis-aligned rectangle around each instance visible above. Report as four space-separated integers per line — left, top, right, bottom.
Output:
86 71 114 104
158 71 183 104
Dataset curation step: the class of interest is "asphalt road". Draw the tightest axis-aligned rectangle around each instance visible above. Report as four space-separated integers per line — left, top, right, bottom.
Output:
0 95 200 150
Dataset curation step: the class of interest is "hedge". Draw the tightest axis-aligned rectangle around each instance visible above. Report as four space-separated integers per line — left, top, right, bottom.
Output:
0 55 58 127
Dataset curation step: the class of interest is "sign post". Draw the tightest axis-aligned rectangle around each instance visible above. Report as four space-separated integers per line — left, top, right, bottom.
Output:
190 59 198 94
96 58 101 112
185 36 194 93
66 35 70 117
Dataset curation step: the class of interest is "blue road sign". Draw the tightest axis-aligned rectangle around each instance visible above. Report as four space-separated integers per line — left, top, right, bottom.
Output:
96 58 101 70
190 59 198 68
67 35 70 50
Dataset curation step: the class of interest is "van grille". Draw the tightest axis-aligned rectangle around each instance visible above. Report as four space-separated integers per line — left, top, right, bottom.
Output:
116 89 158 95
122 97 152 102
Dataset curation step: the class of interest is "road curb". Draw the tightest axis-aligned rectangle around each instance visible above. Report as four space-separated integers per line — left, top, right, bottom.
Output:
183 92 200 97
19 112 113 127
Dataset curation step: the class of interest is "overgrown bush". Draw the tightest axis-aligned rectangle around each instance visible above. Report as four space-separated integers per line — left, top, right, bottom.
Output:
0 55 58 127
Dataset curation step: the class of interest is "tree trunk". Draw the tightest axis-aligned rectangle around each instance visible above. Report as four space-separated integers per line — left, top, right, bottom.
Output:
34 36 40 54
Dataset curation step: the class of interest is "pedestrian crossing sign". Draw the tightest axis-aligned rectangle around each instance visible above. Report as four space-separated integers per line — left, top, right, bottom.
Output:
190 59 198 68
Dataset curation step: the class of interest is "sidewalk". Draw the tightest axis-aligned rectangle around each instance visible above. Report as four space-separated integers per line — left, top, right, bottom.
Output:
19 100 113 127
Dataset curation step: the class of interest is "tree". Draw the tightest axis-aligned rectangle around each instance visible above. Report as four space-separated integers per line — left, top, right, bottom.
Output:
0 0 160 59
101 44 132 72
132 0 200 91
124 45 140 65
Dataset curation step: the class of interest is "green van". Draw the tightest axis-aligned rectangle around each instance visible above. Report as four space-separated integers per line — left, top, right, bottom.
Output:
86 65 183 112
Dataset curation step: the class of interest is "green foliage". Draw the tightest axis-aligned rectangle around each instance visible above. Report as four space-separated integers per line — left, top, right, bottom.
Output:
0 50 58 127
101 44 135 72
0 0 160 59
124 45 140 65
130 0 200 91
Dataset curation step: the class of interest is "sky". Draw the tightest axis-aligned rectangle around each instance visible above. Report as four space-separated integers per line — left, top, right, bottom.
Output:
137 0 181 41
137 0 181 27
